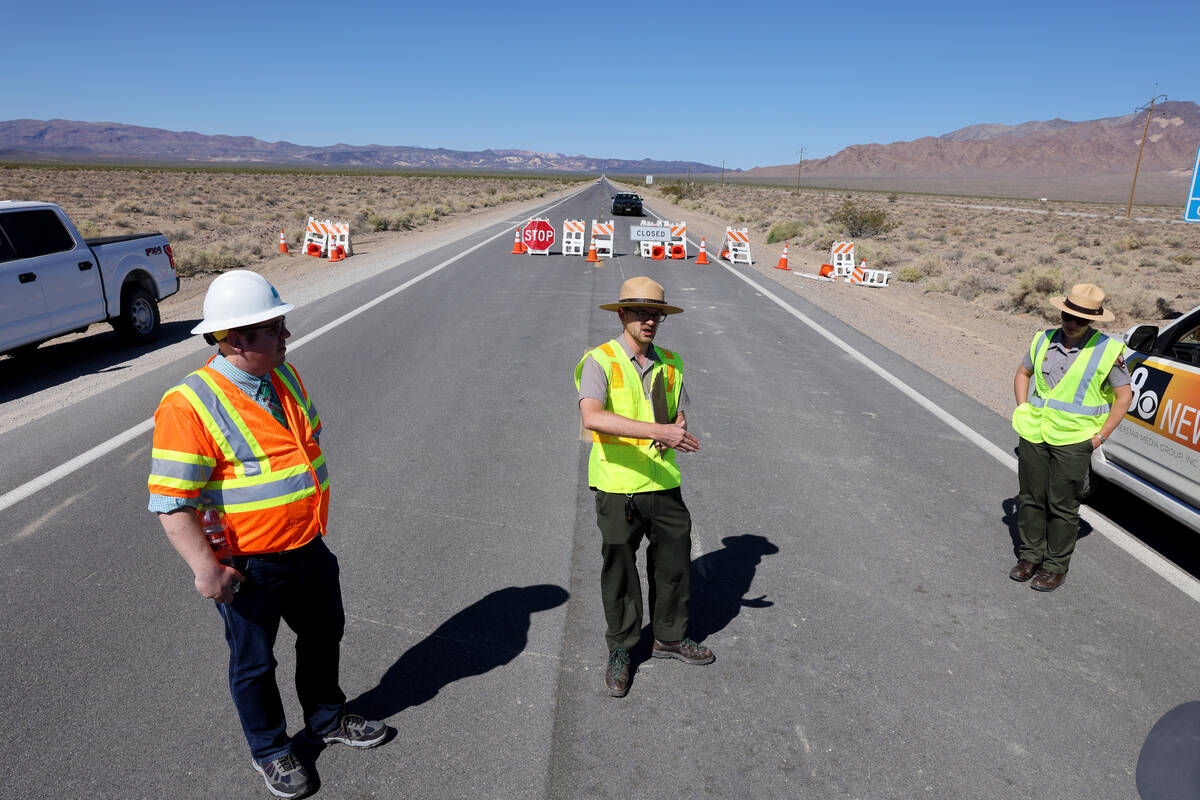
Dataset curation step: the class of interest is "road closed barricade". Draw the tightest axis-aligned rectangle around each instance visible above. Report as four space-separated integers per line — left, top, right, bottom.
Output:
591 219 614 258
562 219 585 256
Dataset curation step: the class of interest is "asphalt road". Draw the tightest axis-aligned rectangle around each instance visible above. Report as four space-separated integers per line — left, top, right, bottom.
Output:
1 179 1197 799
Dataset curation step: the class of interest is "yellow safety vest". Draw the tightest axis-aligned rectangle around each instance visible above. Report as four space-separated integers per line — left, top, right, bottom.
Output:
575 339 684 493
1011 329 1123 445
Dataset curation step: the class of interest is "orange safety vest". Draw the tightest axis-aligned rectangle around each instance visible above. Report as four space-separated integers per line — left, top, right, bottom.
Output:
148 357 330 554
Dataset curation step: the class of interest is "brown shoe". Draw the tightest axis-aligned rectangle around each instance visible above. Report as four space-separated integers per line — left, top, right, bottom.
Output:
1009 559 1040 582
1031 569 1066 592
605 648 630 697
652 638 715 665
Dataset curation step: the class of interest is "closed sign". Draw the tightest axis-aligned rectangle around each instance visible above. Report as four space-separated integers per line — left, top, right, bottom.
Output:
630 226 670 241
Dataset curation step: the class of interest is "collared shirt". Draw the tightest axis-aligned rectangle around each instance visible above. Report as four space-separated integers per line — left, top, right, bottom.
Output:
578 336 690 416
148 355 291 513
1021 329 1130 390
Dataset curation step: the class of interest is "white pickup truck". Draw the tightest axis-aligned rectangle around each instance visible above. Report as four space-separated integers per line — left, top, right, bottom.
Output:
0 200 179 355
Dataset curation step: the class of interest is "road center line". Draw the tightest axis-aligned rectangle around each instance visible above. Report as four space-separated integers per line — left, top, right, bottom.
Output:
718 261 1200 605
0 188 590 515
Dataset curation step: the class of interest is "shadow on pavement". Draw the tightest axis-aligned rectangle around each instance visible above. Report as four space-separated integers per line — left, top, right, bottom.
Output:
0 319 197 403
348 583 569 720
685 534 780 645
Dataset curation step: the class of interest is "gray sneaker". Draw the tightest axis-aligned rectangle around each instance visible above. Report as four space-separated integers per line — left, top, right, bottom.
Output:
320 713 387 748
252 753 311 799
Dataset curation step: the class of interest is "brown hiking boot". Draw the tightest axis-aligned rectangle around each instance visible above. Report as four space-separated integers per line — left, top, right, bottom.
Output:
652 638 715 665
605 648 631 697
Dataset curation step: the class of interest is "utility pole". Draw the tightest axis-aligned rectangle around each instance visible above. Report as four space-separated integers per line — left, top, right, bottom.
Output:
721 160 725 185
1127 94 1167 218
796 147 805 195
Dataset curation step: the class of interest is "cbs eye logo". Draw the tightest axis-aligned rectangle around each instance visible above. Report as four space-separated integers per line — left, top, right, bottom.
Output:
1128 364 1173 424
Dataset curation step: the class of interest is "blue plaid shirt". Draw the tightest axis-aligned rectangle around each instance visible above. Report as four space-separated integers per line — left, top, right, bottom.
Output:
148 356 289 514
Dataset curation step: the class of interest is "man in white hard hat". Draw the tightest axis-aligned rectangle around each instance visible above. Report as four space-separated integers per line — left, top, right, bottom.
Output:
575 276 713 699
147 270 386 798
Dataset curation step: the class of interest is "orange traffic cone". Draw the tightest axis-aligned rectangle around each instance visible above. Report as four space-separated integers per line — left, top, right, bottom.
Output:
695 237 709 264
775 243 791 270
279 229 289 254
329 244 344 263
511 228 526 254
586 236 599 263
651 245 665 260
720 249 730 260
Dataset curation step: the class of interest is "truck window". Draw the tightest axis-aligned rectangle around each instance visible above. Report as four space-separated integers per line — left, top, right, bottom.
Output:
1167 321 1200 366
0 210 77 260
0 228 17 264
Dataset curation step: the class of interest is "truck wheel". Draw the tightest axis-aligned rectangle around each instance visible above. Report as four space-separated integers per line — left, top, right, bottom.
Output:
117 287 160 344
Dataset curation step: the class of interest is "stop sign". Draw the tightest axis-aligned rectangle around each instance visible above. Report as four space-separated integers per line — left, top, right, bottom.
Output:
522 219 556 252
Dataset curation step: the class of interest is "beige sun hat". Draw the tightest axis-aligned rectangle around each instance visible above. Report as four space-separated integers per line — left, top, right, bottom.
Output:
598 276 684 315
1049 283 1115 322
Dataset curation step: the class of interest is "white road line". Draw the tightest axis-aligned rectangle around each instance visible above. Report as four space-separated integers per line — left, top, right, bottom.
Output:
718 261 1200 605
0 188 590 515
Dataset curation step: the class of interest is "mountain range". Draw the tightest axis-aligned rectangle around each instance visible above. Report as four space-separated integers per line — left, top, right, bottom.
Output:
1 103 1197 188
0 119 721 175
747 100 1199 179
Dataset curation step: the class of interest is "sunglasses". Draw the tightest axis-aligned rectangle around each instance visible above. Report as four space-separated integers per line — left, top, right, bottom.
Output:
236 316 287 337
1060 311 1090 326
626 308 667 324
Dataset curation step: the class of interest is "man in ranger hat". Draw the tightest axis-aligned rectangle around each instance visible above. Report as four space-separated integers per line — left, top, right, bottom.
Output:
575 275 714 698
148 270 386 798
1010 283 1132 592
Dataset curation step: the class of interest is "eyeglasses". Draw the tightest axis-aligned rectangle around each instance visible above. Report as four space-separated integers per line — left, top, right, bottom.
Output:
626 308 667 324
237 317 286 337
1060 311 1090 326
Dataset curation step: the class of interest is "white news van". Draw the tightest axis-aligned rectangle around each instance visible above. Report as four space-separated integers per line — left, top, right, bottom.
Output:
1091 304 1200 532
0 201 178 355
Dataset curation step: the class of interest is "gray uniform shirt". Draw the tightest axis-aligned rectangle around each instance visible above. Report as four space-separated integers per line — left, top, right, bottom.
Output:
1021 329 1130 391
578 337 690 417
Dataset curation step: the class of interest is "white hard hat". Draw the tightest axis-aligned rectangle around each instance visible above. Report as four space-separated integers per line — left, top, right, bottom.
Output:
190 270 294 335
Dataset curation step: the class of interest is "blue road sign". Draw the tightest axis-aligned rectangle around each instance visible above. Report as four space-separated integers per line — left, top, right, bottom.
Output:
1187 144 1200 222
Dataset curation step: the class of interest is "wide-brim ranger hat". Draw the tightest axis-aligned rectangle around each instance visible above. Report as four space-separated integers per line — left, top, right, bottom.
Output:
598 276 684 315
1049 283 1115 322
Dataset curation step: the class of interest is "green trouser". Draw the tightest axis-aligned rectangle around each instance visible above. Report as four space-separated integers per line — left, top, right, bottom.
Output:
594 487 692 654
1017 437 1094 574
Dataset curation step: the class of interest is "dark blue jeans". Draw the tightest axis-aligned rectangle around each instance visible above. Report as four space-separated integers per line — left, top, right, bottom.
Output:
216 537 346 762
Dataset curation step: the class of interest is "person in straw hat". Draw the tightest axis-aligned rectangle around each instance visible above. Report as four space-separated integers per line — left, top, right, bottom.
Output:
1009 283 1132 591
575 276 714 697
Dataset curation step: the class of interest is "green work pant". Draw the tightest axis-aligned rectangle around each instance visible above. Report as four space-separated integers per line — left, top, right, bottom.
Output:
1017 437 1094 574
594 487 692 654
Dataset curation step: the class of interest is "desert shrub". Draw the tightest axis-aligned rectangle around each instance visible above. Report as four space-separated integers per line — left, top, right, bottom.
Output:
1170 253 1194 265
971 252 997 270
952 275 987 299
660 181 704 202
1036 253 1055 265
1113 234 1142 251
767 220 802 243
924 279 951 293
887 193 899 203
1005 267 1062 313
828 200 896 238
1159 262 1183 273
366 213 389 232
75 219 102 238
896 267 923 282
856 242 893 267
916 253 944 277
114 201 142 214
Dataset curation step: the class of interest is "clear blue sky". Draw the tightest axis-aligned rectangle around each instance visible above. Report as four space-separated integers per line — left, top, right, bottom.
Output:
5 0 1195 170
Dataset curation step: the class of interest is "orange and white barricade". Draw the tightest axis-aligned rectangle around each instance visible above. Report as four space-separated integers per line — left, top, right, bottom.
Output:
639 220 666 258
591 219 614 258
669 222 687 259
846 260 892 288
562 219 586 256
329 221 352 259
722 227 751 264
302 217 332 257
830 241 856 278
